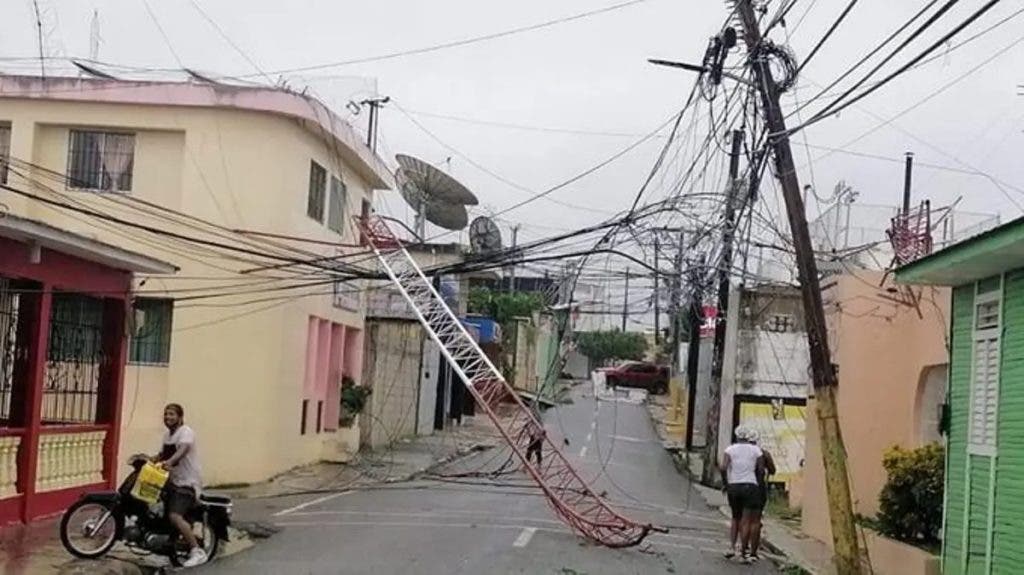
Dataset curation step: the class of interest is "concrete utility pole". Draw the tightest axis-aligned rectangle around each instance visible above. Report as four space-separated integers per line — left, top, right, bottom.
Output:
683 256 703 450
734 2 863 573
507 224 520 292
670 230 686 372
654 237 661 346
702 128 744 483
621 268 630 331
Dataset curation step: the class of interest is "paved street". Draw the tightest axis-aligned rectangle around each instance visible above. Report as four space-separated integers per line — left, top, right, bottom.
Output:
202 386 778 574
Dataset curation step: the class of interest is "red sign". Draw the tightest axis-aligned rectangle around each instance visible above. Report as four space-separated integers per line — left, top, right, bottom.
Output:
700 305 718 337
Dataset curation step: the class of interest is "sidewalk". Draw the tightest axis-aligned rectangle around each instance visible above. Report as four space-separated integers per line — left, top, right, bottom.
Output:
1 415 501 575
645 395 836 575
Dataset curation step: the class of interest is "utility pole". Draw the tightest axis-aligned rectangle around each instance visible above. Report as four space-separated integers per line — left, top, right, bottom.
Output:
654 237 661 346
621 268 630 331
702 128 744 482
360 96 390 152
734 2 863 573
683 256 703 450
507 224 520 292
670 230 686 372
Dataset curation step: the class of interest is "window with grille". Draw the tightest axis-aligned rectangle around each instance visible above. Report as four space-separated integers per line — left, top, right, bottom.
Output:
327 175 347 234
67 130 135 192
969 288 1001 456
129 298 173 365
307 161 327 222
0 124 10 185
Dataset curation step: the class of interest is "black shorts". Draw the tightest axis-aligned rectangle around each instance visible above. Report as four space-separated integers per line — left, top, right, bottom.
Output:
165 484 197 517
726 483 762 519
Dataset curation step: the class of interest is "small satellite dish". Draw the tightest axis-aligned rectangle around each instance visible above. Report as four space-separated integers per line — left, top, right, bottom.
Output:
469 216 503 254
395 154 478 235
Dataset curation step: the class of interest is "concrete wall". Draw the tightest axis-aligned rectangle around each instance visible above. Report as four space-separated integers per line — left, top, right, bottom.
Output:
417 339 441 436
361 320 424 450
802 269 949 544
0 94 384 485
514 318 538 393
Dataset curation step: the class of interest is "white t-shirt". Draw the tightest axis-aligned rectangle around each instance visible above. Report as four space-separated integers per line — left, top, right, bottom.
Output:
161 424 202 491
725 442 763 485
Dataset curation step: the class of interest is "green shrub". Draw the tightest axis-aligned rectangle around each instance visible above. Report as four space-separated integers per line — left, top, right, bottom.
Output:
876 442 944 544
340 376 371 427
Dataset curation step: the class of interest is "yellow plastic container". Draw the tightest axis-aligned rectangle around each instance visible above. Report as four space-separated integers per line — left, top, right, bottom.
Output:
130 462 169 504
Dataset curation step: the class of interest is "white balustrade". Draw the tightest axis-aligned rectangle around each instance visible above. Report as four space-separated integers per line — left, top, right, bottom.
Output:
0 436 20 499
35 430 106 492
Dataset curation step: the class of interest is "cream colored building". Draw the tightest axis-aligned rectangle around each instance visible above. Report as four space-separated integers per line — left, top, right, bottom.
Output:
0 75 393 488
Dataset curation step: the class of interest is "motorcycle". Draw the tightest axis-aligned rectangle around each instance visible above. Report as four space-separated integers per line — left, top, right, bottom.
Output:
59 454 232 567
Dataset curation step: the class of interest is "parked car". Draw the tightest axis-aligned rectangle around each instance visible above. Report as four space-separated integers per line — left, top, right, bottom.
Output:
604 361 669 394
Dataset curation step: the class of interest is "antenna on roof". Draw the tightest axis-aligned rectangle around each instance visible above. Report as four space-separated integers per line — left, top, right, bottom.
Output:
184 68 218 84
395 154 478 237
89 10 101 61
32 0 46 79
72 60 116 80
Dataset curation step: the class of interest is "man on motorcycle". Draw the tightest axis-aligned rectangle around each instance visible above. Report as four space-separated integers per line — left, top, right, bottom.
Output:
154 403 206 568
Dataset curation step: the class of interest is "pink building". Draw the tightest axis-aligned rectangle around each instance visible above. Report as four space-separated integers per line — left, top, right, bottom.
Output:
801 269 947 572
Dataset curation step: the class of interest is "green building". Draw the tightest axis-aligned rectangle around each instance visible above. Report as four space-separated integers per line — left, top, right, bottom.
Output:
897 217 1024 574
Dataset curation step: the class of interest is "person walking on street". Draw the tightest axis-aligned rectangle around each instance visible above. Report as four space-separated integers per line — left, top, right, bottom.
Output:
748 429 776 563
720 426 765 564
525 421 545 466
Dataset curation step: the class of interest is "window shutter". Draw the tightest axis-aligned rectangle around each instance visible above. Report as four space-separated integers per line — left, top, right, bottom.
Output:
969 334 999 453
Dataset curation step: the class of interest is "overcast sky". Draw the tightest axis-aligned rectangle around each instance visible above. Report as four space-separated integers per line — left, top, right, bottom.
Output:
2 1 1022 319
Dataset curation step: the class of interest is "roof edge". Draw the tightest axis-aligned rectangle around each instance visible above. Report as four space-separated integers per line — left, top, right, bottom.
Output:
0 75 394 190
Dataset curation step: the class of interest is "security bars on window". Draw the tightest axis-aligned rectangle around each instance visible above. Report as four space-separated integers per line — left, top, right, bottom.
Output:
67 130 135 192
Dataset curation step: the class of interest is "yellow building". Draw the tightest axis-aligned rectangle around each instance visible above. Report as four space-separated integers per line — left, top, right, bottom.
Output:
0 74 393 508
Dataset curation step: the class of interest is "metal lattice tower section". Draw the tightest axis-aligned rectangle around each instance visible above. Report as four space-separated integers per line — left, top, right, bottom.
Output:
359 217 654 548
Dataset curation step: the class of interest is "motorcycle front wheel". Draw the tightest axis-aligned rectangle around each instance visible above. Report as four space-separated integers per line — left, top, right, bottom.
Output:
168 515 220 567
59 500 121 559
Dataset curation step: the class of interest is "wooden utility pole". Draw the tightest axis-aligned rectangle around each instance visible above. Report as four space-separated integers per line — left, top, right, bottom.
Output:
733 2 863 573
702 128 744 483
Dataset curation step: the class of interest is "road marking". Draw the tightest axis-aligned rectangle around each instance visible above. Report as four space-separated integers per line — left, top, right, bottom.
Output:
609 434 649 443
273 490 352 517
579 445 588 458
513 527 537 547
590 420 598 431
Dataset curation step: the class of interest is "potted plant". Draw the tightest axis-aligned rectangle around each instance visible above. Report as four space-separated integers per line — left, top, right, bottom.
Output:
339 376 371 428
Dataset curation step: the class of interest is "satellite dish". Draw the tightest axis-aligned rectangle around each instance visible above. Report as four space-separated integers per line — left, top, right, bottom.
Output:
469 216 503 254
394 154 478 235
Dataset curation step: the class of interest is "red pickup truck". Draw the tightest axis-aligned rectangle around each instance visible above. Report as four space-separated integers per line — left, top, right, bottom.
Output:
604 361 670 394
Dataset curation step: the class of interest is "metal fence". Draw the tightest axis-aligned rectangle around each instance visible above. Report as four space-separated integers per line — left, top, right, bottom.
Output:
42 292 105 424
0 277 22 425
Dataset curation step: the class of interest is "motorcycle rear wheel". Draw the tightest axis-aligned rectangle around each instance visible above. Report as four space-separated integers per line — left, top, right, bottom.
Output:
59 500 121 559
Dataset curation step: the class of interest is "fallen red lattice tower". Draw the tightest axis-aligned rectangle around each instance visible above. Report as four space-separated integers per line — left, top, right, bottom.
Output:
358 216 656 548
